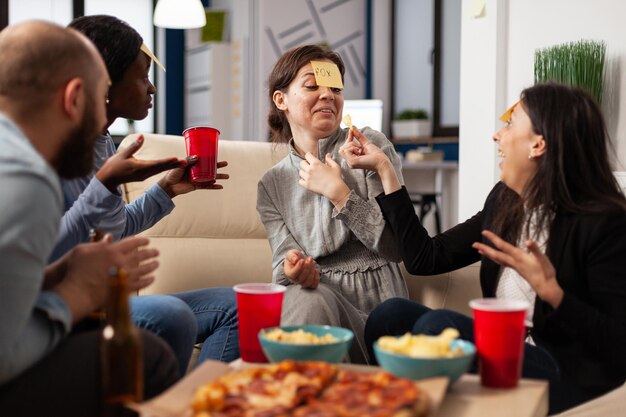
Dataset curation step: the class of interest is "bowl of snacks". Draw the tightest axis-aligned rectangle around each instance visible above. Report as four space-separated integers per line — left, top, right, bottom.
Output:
374 328 475 384
259 325 353 363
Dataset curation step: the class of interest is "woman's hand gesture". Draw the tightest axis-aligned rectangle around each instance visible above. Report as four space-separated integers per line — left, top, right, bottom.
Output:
339 128 389 172
339 128 402 195
283 249 320 289
473 230 564 308
299 153 350 208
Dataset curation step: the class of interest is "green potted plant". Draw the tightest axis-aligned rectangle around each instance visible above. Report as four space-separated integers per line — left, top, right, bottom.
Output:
534 39 606 104
391 108 431 139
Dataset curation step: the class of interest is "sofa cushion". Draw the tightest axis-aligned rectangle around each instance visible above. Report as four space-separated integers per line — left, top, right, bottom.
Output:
120 134 288 294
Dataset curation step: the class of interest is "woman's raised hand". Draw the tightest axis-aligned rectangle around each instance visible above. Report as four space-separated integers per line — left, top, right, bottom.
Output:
283 249 320 289
339 128 389 172
96 135 184 192
472 230 564 308
339 128 402 195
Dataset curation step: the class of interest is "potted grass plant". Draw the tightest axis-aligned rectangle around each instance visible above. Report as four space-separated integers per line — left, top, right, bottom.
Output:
391 108 432 139
534 39 606 104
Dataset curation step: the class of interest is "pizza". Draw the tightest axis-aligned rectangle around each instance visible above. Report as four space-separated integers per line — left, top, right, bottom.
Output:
191 360 428 417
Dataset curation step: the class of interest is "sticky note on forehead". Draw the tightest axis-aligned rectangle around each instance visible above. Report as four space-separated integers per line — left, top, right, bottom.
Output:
499 99 520 122
140 43 166 72
310 60 343 89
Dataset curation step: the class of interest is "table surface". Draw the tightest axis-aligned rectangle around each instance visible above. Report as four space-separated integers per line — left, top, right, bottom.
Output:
435 373 548 417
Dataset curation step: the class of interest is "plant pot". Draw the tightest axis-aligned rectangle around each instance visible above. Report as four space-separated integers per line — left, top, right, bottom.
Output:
391 119 432 139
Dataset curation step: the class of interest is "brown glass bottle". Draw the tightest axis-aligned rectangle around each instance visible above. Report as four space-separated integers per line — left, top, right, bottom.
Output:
100 266 143 417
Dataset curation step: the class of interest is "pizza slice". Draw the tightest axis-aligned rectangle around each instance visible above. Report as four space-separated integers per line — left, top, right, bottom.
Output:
294 369 429 417
192 361 338 417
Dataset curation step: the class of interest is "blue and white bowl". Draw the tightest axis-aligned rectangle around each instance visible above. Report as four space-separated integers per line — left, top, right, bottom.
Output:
374 338 475 384
258 325 353 363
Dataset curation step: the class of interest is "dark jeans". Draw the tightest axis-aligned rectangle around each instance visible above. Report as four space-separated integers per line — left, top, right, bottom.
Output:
0 328 179 417
365 298 600 415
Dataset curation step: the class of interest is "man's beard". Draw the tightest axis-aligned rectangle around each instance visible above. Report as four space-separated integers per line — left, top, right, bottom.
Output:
55 104 101 179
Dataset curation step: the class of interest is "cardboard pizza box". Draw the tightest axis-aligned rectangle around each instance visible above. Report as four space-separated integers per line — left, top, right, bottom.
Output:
129 360 449 417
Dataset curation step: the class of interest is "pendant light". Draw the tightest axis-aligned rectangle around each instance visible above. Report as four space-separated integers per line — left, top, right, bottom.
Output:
153 0 207 29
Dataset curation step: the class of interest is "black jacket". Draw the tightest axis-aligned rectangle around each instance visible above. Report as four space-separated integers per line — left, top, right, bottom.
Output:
376 182 626 393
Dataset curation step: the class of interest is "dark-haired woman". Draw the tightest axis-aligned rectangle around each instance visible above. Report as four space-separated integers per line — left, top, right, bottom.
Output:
340 83 626 414
52 15 238 376
256 44 408 364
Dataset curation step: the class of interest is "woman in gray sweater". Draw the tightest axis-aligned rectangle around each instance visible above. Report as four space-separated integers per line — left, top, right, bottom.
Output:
256 45 408 363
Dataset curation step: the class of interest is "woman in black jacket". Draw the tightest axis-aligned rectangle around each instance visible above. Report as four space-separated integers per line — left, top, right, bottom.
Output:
339 83 626 414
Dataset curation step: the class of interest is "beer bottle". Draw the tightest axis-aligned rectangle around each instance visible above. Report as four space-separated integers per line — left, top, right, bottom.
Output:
100 266 143 416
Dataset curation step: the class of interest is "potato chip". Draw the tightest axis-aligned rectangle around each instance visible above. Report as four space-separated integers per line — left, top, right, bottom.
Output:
264 328 338 344
378 328 463 358
342 114 353 131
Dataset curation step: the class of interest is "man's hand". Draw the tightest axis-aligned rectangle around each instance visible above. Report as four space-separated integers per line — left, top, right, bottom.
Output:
51 234 160 322
283 249 320 289
158 160 230 198
96 134 185 193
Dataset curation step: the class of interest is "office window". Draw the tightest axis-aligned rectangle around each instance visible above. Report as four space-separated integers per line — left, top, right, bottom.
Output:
9 0 72 25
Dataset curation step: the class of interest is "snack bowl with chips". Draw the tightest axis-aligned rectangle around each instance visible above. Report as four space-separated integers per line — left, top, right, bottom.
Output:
373 329 476 384
259 325 353 363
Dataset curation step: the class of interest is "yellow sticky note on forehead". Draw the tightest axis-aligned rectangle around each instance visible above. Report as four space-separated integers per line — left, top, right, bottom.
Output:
140 43 166 72
310 60 343 89
499 100 520 122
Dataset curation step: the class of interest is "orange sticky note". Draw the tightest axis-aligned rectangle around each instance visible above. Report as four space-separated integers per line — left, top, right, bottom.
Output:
310 60 343 89
499 100 520 123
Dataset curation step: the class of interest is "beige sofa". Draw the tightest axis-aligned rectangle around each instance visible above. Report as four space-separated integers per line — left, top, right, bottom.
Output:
120 133 624 416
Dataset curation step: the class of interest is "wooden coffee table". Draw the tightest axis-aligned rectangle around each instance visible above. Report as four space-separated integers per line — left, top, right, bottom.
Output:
434 373 548 417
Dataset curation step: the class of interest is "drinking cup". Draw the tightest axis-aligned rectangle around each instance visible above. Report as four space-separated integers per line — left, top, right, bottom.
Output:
183 126 219 185
469 298 529 388
233 283 287 363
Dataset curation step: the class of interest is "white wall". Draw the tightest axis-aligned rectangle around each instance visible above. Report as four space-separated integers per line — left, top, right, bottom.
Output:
458 0 507 221
506 0 626 168
458 0 626 220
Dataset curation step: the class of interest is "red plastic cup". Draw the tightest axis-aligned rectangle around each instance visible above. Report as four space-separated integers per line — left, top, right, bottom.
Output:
183 126 219 185
469 298 529 388
233 283 287 363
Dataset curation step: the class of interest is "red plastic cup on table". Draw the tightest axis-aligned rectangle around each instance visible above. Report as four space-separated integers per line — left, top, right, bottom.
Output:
469 298 529 388
233 283 287 363
183 126 219 185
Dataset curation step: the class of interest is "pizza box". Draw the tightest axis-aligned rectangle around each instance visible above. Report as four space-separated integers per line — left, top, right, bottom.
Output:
129 360 449 417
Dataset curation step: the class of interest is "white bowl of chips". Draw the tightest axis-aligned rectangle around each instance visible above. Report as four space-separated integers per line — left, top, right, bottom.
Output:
258 325 353 363
373 328 475 384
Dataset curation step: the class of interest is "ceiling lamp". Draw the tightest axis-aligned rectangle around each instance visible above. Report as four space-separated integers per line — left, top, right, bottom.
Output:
153 0 207 29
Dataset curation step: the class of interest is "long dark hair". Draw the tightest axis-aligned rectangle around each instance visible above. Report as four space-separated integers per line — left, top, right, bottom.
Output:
267 44 345 143
492 82 626 242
